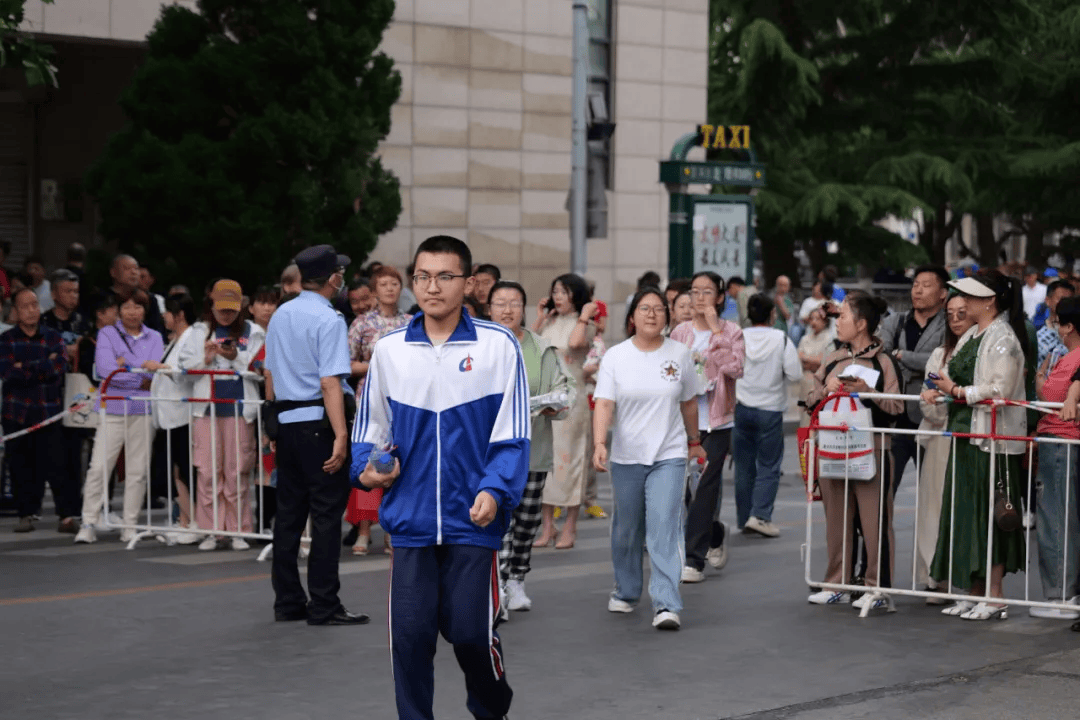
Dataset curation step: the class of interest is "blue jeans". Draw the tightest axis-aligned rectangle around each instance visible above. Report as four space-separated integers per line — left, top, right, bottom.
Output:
733 403 785 526
1036 440 1080 599
609 458 685 614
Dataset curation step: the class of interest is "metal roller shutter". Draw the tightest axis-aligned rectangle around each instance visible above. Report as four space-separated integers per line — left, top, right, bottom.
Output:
0 104 31 268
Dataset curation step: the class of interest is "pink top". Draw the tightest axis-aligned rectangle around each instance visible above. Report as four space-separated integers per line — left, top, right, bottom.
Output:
669 319 745 429
1037 347 1080 440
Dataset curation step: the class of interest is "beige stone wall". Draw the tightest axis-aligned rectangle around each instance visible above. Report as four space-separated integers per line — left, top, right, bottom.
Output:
24 0 711 325
377 0 710 327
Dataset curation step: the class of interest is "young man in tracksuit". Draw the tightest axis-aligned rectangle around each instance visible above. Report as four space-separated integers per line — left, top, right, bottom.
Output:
352 235 530 720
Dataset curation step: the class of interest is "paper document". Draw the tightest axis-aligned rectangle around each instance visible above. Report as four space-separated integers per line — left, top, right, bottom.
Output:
837 363 880 388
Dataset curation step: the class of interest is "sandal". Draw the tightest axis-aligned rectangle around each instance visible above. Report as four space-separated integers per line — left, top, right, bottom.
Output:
942 600 975 616
960 602 1008 621
352 535 371 556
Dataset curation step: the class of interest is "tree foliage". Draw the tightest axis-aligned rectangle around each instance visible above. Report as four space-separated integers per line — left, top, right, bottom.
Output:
708 0 1080 281
86 0 402 293
1 0 57 87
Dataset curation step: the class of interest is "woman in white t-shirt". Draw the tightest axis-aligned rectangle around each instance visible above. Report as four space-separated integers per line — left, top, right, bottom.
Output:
593 288 706 631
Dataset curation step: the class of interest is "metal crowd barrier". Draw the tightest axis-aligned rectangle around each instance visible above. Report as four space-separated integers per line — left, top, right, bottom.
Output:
803 391 1079 618
95 368 311 562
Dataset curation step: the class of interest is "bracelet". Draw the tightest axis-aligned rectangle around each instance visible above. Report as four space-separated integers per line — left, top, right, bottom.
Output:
688 439 701 447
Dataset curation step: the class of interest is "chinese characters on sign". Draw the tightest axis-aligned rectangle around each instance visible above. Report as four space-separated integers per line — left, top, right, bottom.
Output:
693 202 748 278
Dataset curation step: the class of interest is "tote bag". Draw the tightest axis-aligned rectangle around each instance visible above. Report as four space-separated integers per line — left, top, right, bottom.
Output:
816 396 876 480
62 374 100 429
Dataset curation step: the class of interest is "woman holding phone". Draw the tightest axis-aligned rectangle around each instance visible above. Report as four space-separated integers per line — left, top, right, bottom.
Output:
178 280 265 550
532 273 597 549
807 293 903 610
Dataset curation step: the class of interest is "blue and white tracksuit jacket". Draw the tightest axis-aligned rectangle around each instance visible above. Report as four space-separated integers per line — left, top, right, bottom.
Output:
351 311 530 550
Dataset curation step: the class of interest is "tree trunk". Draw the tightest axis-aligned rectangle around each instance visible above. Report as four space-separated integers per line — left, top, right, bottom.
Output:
763 233 798 290
1026 218 1046 266
975 213 998 267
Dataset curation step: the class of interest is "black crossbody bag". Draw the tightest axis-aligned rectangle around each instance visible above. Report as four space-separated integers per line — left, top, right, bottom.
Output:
262 393 357 441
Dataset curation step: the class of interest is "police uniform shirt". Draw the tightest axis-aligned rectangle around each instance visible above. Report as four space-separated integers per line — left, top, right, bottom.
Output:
265 290 351 424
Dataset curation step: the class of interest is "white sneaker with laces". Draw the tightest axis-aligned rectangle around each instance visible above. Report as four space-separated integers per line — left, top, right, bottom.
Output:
106 512 123 527
744 516 780 538
199 537 219 551
119 529 136 543
706 544 728 570
681 566 706 583
852 593 891 611
607 597 634 613
74 526 97 544
652 610 681 630
231 537 251 551
505 579 532 611
1029 598 1080 620
808 589 850 605
167 525 200 545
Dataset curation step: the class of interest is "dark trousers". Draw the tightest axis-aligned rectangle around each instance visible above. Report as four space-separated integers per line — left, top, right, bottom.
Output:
391 545 513 720
889 422 922 496
685 428 731 571
8 424 78 519
152 426 192 502
271 421 350 621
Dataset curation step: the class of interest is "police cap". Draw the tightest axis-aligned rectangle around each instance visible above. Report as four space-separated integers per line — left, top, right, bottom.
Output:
294 245 351 281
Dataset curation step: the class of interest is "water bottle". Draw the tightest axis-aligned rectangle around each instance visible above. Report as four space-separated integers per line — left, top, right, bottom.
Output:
686 457 708 496
530 389 569 413
368 433 395 474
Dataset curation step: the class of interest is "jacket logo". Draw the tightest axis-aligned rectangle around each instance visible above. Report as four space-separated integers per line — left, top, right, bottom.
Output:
459 354 473 372
661 360 681 382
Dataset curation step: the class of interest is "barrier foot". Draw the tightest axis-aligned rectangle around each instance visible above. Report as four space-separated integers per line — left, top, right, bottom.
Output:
257 544 273 563
126 530 157 551
857 591 896 618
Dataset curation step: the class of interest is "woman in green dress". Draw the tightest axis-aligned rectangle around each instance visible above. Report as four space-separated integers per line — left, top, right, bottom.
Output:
929 272 1029 621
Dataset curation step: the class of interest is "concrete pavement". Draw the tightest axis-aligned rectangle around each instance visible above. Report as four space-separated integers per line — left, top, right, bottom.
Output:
2 432 1078 720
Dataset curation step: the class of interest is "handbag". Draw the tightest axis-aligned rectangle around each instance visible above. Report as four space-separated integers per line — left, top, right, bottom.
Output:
994 458 1022 532
815 396 877 481
797 426 822 501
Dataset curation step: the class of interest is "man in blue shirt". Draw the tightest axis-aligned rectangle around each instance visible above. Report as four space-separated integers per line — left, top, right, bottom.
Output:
354 235 529 720
264 245 367 626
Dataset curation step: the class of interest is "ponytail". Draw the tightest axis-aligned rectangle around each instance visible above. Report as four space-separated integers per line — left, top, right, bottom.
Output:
979 269 1031 359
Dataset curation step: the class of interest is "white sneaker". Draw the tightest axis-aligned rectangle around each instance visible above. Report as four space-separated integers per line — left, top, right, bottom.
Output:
681 566 706 583
231 537 250 551
167 526 200 545
198 537 219 551
106 512 123 527
852 593 891 611
74 526 97 544
505 579 532 611
119 529 136 543
744 516 780 538
1029 599 1080 620
607 597 635 613
652 610 681 630
706 544 728 570
808 589 850 605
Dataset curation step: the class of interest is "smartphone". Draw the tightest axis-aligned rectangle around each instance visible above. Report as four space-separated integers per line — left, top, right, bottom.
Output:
924 379 938 390
928 373 941 380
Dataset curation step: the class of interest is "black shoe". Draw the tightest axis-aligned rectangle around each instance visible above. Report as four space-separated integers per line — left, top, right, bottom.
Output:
342 524 360 547
307 608 371 626
274 609 308 622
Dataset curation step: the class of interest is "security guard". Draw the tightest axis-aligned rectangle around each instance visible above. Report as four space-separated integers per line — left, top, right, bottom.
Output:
264 244 368 626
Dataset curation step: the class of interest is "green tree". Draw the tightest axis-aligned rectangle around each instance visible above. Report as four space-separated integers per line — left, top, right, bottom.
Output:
86 0 402 293
708 0 1049 281
0 0 57 87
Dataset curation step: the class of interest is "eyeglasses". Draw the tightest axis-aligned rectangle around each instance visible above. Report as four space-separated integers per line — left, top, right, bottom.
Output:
490 301 524 311
636 305 666 316
689 289 716 298
946 311 967 321
412 273 467 288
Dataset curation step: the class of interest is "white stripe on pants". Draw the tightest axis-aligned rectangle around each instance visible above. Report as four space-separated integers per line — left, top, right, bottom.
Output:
80 414 154 526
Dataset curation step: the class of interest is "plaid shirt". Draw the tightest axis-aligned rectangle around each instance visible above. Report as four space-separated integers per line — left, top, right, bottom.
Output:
0 324 67 428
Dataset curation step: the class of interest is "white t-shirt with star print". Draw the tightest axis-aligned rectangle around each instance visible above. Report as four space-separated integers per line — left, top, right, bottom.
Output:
594 337 698 466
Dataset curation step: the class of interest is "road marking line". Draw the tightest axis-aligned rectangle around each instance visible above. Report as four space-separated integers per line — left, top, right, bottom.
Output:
0 573 266 606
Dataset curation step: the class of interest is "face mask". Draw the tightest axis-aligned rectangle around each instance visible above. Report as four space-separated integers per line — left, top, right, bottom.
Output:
331 275 346 301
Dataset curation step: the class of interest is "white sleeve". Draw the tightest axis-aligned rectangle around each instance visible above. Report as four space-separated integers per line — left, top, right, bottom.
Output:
679 346 697 402
593 350 617 402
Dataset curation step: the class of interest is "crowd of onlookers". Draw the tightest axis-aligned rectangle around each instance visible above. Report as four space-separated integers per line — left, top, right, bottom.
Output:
2 241 1078 629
